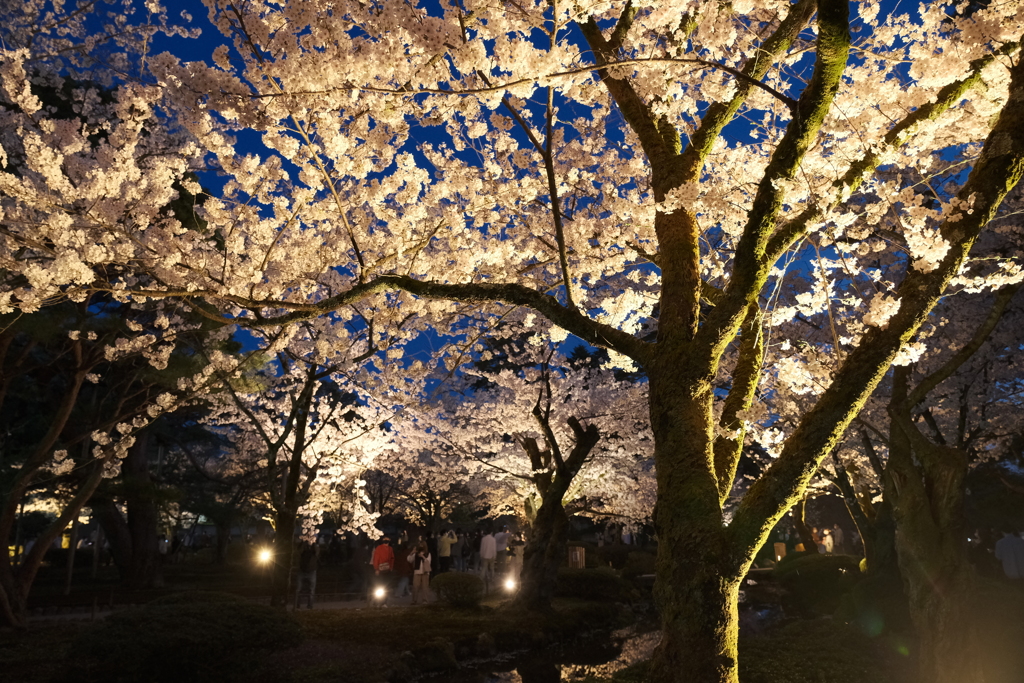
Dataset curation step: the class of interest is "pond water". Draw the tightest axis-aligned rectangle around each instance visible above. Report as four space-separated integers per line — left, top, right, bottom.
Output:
432 626 660 683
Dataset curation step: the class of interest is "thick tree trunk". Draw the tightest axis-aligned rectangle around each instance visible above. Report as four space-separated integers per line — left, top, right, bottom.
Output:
270 509 296 607
646 370 745 683
831 455 898 574
515 491 570 610
889 390 983 683
122 431 163 589
88 433 163 589
90 497 133 575
513 415 599 611
858 499 898 575
650 570 743 683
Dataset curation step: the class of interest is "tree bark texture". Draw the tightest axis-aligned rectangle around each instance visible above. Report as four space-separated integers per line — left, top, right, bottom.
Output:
889 375 984 683
122 431 164 589
645 369 745 683
516 493 571 610
89 432 164 589
793 493 820 554
515 416 599 611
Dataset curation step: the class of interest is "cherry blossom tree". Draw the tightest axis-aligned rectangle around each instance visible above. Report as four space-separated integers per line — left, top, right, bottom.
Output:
428 342 653 607
820 282 1024 682
0 299 225 627
203 322 398 605
5 2 1024 679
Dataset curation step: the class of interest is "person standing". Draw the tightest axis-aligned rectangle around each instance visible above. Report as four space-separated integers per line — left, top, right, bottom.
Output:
426 532 439 577
821 528 834 554
480 529 497 586
452 529 466 572
393 538 413 599
994 527 1024 579
371 536 395 603
832 524 846 554
470 530 482 573
438 529 456 573
408 542 432 605
494 525 511 575
295 543 319 609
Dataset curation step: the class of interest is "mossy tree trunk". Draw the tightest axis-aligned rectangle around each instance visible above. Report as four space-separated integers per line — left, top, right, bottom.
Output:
515 416 599 611
884 283 1021 683
831 446 899 575
888 390 980 683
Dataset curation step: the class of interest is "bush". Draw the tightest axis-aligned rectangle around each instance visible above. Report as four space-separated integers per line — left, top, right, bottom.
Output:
595 544 633 569
621 551 656 581
740 618 912 683
147 591 249 606
430 572 484 608
773 553 862 616
65 597 302 682
555 567 633 602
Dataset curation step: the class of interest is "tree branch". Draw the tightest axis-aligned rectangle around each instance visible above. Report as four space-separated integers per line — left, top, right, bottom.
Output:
728 45 1024 556
907 281 1022 407
238 275 652 367
698 0 851 365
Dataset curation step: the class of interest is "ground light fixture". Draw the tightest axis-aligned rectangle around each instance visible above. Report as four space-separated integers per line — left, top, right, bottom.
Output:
504 578 516 592
373 586 386 599
258 548 272 564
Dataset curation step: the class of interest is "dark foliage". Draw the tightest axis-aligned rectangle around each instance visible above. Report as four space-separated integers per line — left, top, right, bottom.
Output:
430 572 485 608
64 594 302 682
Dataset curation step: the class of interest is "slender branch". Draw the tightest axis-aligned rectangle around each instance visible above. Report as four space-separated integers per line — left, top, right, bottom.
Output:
251 57 799 111
543 85 576 311
907 281 1022 407
713 304 765 504
698 0 851 365
764 39 1022 265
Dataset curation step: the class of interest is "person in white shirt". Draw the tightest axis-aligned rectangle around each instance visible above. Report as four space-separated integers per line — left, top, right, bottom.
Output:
994 527 1024 579
408 542 432 604
479 530 497 585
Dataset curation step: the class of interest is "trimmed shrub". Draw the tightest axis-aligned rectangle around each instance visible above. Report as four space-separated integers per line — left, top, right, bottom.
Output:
65 598 302 682
595 543 633 570
147 590 249 606
431 571 484 608
621 551 656 581
773 553 862 615
555 567 633 602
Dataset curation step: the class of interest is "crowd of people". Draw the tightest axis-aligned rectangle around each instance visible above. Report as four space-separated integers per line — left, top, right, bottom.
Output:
292 524 525 607
366 526 523 605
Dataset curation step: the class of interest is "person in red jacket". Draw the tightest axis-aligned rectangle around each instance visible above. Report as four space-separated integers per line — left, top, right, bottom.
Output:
370 536 395 605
